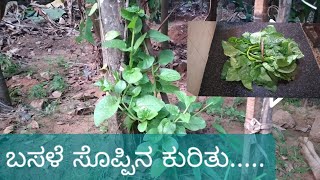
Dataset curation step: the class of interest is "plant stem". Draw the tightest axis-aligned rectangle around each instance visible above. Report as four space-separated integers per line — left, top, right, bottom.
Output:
193 102 213 117
129 30 135 68
121 102 139 120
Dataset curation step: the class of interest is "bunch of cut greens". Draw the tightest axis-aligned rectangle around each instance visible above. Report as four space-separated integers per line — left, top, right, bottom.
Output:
221 25 304 92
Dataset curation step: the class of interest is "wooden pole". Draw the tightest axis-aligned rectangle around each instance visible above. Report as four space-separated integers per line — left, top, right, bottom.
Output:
161 0 169 50
277 0 292 22
253 0 268 22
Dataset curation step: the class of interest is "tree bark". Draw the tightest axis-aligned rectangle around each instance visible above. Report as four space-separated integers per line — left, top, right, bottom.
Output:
98 0 124 133
161 0 169 50
0 66 11 106
0 1 12 108
206 0 218 21
99 0 124 71
276 0 292 22
253 0 268 22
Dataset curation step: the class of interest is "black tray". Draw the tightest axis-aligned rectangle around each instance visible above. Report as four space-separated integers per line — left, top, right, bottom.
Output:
199 22 320 98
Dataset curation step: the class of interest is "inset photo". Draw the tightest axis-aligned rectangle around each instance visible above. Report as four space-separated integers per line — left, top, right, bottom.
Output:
187 22 320 98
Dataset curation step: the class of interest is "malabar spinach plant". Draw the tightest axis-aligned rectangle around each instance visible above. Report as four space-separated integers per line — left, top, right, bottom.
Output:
221 25 304 92
94 6 218 134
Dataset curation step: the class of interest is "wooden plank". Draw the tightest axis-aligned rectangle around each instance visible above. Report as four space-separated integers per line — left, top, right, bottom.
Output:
187 21 216 95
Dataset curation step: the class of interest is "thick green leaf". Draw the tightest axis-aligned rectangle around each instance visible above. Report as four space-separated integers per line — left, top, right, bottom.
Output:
162 136 179 152
158 50 174 65
138 121 148 132
88 3 98 16
121 9 134 20
175 125 187 135
175 91 196 108
222 41 241 57
158 68 181 82
136 95 165 112
123 68 143 84
114 80 126 94
134 17 143 33
136 108 158 121
130 86 142 97
183 116 206 131
94 96 120 126
102 39 127 51
179 113 191 123
136 141 158 156
212 123 227 134
150 158 167 178
44 8 65 20
147 30 170 42
105 31 120 41
137 52 155 70
134 33 147 50
165 104 180 116
158 119 176 134
144 130 163 143
94 78 112 92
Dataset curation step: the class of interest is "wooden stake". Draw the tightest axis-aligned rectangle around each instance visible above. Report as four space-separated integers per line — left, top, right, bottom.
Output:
277 0 292 22
253 0 268 22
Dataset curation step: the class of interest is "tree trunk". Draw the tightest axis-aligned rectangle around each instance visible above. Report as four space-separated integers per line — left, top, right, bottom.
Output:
206 0 218 21
161 0 169 50
0 66 11 106
98 0 124 133
0 1 12 108
99 0 124 71
276 0 292 22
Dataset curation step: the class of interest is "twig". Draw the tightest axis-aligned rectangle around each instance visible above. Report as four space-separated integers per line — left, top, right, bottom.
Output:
157 2 187 31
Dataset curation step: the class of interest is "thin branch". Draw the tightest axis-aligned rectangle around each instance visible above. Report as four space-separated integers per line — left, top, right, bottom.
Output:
157 2 187 31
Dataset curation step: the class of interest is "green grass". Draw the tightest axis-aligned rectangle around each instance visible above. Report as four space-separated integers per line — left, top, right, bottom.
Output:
28 83 47 99
0 54 20 77
49 74 68 92
275 130 310 180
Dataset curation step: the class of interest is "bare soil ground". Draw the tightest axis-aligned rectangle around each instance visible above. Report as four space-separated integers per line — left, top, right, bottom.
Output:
0 1 320 179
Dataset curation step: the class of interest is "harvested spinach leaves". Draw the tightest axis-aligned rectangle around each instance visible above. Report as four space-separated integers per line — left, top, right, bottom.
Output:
221 25 304 92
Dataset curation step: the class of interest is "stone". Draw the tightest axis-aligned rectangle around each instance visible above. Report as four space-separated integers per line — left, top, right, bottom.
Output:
310 117 320 143
272 110 296 129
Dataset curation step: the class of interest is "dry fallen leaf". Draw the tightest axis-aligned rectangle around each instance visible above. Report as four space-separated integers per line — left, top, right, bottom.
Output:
46 0 65 8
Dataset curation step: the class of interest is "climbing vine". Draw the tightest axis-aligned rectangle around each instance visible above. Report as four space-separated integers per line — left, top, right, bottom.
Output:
93 5 221 134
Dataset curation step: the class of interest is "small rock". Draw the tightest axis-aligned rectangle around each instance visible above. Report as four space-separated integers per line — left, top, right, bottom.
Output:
40 71 51 80
18 111 32 123
310 117 320 143
28 120 39 129
295 125 311 133
48 48 52 53
35 41 41 45
52 91 62 98
59 17 65 24
30 51 35 56
3 125 14 134
30 99 45 111
272 110 296 129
